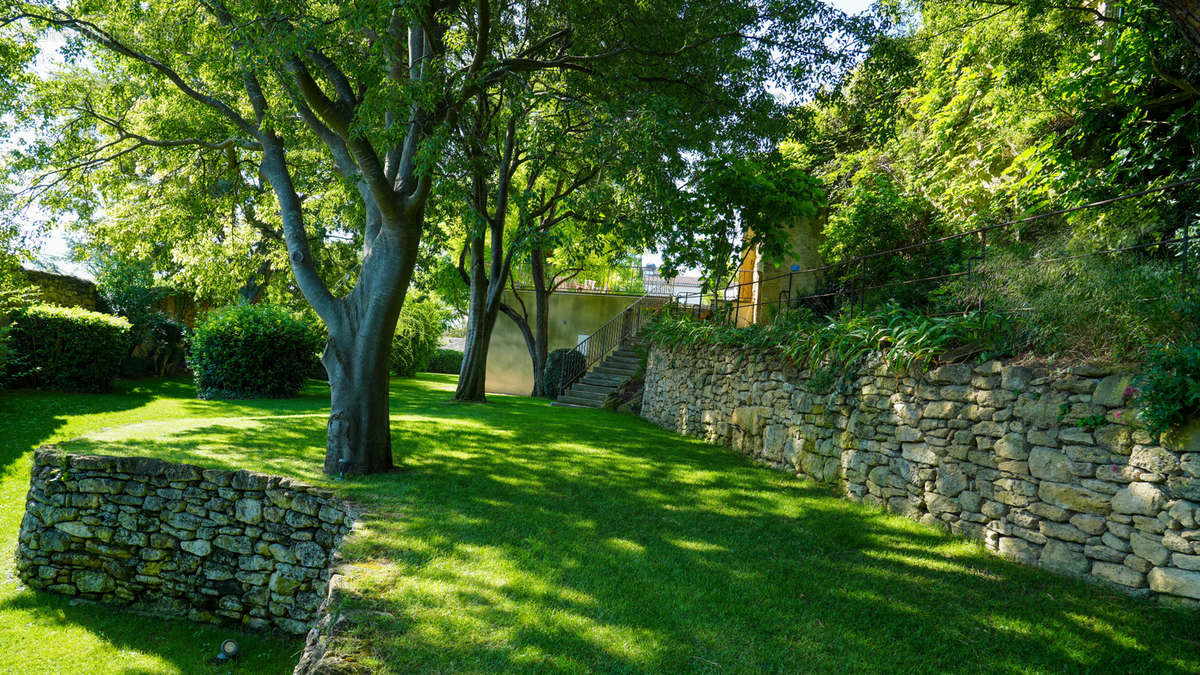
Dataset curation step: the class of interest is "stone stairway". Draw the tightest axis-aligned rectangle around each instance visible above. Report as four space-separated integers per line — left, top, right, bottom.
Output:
554 343 643 408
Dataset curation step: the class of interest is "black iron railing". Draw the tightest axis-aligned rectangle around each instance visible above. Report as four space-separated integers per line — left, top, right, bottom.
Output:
559 294 653 394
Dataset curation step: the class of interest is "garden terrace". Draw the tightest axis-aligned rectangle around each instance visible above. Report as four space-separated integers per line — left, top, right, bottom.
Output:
1 376 1198 672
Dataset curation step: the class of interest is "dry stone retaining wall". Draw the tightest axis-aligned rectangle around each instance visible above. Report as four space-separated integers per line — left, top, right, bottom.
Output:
642 344 1200 606
16 448 355 634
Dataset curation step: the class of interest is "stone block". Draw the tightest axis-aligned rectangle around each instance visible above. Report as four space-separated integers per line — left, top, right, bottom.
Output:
1129 532 1170 567
1112 482 1167 516
998 536 1040 564
1038 482 1110 515
994 433 1029 460
1148 567 1200 599
1092 561 1146 588
1040 540 1089 575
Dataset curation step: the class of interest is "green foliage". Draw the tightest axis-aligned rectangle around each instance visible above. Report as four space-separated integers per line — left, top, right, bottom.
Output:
1137 343 1200 438
657 151 826 290
186 304 322 399
947 248 1193 361
5 304 131 392
785 0 1200 356
390 300 451 377
94 258 186 376
543 348 586 400
426 348 464 375
646 303 1004 392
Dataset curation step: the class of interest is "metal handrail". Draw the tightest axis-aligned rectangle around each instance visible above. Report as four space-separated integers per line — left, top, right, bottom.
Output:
558 294 653 395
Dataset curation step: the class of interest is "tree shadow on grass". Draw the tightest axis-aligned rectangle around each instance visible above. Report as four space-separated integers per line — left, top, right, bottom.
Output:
0 589 300 674
58 377 1200 673
0 379 166 470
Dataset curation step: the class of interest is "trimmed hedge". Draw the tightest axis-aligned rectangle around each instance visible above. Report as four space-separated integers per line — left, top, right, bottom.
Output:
5 304 132 392
543 348 586 400
187 304 323 399
427 348 464 374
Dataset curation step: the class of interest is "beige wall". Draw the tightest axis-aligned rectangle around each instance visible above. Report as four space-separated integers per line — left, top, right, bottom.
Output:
735 215 825 326
486 291 657 395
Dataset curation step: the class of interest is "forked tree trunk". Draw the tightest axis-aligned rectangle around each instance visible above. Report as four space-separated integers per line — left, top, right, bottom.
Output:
499 247 556 398
317 227 416 475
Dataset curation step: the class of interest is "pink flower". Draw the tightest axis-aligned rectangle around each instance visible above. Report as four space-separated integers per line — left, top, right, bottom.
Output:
1113 410 1122 418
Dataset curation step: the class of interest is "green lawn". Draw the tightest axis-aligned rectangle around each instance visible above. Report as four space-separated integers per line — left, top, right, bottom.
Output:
2 376 1200 673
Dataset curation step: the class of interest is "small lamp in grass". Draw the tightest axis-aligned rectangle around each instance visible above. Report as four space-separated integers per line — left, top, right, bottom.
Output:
217 639 239 662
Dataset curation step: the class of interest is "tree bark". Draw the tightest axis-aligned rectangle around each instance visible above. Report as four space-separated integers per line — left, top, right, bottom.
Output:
319 227 416 474
530 247 551 397
454 235 502 401
1154 0 1200 56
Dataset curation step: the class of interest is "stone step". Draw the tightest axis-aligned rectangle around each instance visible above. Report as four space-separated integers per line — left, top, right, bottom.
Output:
594 364 638 376
569 382 612 396
580 375 626 388
557 393 606 408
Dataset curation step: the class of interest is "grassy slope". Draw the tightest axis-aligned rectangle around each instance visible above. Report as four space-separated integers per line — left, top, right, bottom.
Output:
0 380 303 674
5 375 1192 673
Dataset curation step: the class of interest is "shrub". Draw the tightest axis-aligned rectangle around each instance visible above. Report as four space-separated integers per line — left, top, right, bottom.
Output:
427 348 464 374
5 304 132 392
1137 342 1200 438
946 244 1189 361
94 258 186 376
187 304 323 399
390 299 450 377
646 303 1005 393
543 348 586 400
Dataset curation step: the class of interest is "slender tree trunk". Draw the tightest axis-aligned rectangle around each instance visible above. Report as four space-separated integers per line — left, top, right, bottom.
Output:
530 247 551 397
454 236 501 401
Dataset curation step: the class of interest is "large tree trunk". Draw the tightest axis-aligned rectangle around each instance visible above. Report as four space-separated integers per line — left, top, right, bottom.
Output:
318 227 416 475
322 336 393 475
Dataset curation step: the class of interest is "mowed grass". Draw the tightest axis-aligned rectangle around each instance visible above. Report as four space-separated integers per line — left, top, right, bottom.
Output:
2 375 1200 673
0 379 303 674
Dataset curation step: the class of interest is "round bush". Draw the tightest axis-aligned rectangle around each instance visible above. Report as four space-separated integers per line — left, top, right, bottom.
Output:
187 304 323 399
543 348 586 400
5 304 132 392
427 348 464 374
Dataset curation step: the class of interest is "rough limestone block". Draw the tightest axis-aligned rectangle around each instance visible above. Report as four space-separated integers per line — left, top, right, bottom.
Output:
1148 567 1200 599
1112 482 1168 516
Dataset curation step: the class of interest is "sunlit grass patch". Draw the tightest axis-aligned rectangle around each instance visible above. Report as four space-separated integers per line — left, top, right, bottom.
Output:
1 374 1198 672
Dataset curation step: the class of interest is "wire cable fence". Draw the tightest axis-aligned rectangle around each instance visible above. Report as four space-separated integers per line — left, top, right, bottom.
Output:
669 178 1200 327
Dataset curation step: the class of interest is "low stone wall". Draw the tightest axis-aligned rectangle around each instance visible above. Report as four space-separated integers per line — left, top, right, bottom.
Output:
16 448 356 634
20 268 100 310
643 344 1200 606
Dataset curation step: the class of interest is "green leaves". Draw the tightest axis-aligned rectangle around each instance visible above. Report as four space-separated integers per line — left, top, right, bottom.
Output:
1137 341 1200 437
5 303 132 392
645 303 1004 393
186 304 323 399
658 151 826 290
